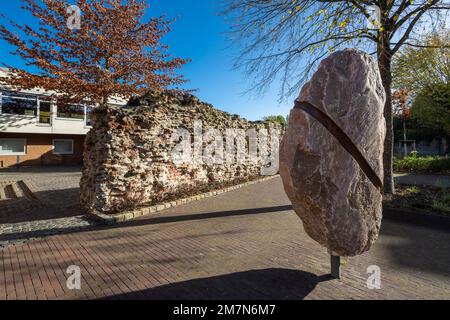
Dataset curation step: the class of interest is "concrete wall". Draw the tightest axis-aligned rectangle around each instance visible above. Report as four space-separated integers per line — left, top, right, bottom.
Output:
394 138 448 157
80 91 281 215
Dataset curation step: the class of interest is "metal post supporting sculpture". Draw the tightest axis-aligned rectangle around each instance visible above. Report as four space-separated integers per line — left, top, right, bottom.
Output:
279 49 386 277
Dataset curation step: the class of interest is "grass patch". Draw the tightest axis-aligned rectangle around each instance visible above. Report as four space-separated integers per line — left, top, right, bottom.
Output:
431 201 450 215
406 186 421 194
394 155 450 173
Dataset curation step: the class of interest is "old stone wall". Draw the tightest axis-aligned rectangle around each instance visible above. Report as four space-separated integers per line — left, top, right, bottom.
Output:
80 91 281 214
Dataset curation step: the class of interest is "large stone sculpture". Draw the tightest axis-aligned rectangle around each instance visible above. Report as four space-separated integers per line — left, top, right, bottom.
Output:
280 49 386 257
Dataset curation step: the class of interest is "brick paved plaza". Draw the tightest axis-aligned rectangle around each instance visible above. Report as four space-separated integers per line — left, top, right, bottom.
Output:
0 170 449 299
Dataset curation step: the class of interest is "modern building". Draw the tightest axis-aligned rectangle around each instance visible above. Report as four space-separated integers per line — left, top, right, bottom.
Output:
0 68 127 167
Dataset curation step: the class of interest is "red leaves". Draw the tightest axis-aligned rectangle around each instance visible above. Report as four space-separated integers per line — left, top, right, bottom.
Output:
0 0 188 105
392 89 411 119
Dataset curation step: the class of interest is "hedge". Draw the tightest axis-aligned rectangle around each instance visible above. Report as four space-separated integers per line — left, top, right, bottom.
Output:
394 156 450 173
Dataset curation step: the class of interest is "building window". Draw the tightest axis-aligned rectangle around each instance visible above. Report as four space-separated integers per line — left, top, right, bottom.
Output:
57 104 84 120
52 139 74 155
0 139 27 155
0 93 37 116
39 100 52 124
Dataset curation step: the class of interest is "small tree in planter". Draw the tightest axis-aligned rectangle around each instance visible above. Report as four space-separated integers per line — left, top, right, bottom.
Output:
0 0 188 106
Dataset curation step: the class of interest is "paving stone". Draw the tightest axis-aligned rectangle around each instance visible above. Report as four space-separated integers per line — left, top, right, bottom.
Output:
0 168 94 248
0 170 448 299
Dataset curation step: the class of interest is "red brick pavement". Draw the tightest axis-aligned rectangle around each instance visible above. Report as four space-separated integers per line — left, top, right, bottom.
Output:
1 177 449 299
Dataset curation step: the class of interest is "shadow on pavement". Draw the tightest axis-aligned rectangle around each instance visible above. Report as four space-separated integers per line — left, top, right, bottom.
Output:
117 205 294 228
2 185 449 280
394 173 450 188
380 219 450 277
0 205 291 246
0 188 85 224
98 268 333 300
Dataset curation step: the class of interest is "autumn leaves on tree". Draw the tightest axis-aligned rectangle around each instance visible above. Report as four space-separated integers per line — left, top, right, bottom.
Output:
0 0 188 106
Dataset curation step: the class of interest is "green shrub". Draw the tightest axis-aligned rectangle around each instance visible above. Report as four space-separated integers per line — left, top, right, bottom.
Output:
406 186 421 194
442 194 450 203
393 156 450 173
431 201 450 215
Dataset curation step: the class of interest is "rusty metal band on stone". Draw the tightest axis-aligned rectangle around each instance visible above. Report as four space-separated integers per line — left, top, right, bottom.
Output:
294 100 383 192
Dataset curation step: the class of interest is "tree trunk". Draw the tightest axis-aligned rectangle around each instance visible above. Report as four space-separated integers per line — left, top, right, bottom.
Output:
378 45 395 194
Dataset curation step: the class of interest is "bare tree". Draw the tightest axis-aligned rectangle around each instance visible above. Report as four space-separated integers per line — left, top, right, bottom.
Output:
0 0 188 106
223 0 450 194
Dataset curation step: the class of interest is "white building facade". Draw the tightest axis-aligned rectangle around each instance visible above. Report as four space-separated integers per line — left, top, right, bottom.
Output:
0 68 127 167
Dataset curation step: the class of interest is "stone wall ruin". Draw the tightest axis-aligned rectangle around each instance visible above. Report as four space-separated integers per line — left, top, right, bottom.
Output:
80 91 281 214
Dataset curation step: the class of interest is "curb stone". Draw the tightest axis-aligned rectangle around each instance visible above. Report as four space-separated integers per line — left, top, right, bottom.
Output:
383 206 450 231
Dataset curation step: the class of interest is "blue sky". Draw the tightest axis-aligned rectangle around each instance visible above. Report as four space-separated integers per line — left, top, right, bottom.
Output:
0 0 292 121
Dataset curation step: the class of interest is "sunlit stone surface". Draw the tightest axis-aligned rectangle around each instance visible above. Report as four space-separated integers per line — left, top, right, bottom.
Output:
80 90 281 215
280 49 386 256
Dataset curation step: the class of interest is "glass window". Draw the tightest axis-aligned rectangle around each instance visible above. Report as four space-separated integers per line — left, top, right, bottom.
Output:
1 93 37 116
39 100 52 124
0 139 27 155
53 139 74 155
57 104 84 119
